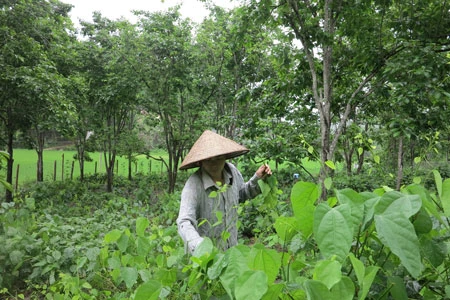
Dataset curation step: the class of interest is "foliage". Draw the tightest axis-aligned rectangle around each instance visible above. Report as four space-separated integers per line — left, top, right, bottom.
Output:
2 170 450 299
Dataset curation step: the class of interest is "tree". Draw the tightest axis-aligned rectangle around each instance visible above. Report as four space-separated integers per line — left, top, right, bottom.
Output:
130 8 200 193
246 0 450 199
80 14 141 192
0 0 74 200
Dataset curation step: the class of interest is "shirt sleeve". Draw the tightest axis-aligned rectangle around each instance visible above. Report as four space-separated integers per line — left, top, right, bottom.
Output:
176 177 204 254
236 168 262 201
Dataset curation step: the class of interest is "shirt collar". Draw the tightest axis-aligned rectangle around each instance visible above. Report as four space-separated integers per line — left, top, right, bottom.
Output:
201 163 233 190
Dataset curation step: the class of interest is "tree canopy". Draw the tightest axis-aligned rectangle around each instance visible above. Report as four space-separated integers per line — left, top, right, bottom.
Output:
1 0 449 196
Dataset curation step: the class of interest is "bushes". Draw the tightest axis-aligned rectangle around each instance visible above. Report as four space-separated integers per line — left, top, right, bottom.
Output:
2 170 450 299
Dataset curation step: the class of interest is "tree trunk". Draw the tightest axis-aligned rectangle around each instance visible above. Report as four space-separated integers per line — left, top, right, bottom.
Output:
128 152 132 180
396 136 404 190
35 129 45 182
76 136 86 181
5 132 14 202
105 151 115 192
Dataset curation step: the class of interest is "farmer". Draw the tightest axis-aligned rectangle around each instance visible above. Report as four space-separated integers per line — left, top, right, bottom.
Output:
176 130 272 254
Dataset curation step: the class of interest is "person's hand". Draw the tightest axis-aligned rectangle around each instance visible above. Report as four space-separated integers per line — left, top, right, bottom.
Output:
256 163 272 179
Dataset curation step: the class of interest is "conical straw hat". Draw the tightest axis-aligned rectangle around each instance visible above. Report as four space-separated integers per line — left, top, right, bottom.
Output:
179 130 249 170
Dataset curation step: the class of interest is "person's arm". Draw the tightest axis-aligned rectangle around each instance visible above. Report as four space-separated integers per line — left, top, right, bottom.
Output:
236 163 272 201
176 180 204 254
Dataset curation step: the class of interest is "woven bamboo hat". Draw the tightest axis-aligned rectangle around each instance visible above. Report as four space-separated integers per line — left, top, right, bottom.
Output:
179 130 249 170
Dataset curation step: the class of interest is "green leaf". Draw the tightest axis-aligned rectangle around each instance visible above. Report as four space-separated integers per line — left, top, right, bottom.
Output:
433 170 442 197
117 233 129 252
335 189 365 235
192 237 215 268
220 247 249 299
374 192 423 278
136 217 150 237
325 160 336 170
134 280 162 300
324 177 333 190
136 236 151 257
207 253 227 280
261 283 285 300
348 254 364 287
313 259 342 289
247 244 281 283
349 254 379 300
274 216 301 242
440 178 450 216
387 276 408 300
314 204 353 262
373 155 380 164
304 277 354 300
9 250 24 266
104 229 122 244
420 235 446 268
304 280 330 300
234 270 268 300
121 267 138 289
361 266 379 300
290 181 318 237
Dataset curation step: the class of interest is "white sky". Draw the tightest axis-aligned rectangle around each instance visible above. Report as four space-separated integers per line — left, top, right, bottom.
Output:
63 0 238 27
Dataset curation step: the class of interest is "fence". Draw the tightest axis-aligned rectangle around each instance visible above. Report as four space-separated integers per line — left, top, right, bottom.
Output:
11 151 167 191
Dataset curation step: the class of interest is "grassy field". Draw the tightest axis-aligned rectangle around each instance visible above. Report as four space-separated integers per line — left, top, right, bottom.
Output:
6 149 169 187
1 148 322 192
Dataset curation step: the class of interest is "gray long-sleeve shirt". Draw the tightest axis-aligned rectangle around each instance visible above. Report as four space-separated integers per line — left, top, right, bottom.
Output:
176 162 261 253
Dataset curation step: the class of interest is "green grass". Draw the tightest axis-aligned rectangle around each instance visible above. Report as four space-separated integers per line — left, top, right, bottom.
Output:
2 148 322 192
7 149 169 187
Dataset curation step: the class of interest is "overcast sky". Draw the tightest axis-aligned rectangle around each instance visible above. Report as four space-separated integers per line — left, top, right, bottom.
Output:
63 0 238 27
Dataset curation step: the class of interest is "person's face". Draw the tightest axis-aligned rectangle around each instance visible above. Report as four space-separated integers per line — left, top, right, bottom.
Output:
201 156 226 176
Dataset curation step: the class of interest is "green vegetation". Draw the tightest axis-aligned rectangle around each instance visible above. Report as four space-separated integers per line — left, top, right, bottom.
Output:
1 0 450 299
9 149 169 186
1 171 450 299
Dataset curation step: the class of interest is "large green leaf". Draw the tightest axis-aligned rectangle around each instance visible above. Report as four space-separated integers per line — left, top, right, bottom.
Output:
313 259 342 289
336 189 365 235
247 244 281 283
191 237 215 269
136 217 150 237
304 277 354 300
121 267 138 289
433 169 443 197
291 181 319 217
440 178 450 216
290 181 318 237
374 192 423 278
134 280 162 300
403 184 441 223
314 203 353 261
207 253 227 280
274 216 301 243
234 270 268 300
104 229 122 244
349 254 379 300
220 247 249 299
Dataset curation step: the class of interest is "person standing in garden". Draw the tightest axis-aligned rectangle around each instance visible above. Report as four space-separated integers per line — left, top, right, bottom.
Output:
176 130 272 254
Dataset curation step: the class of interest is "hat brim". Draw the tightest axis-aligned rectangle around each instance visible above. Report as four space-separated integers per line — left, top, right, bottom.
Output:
179 130 249 170
179 149 249 170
